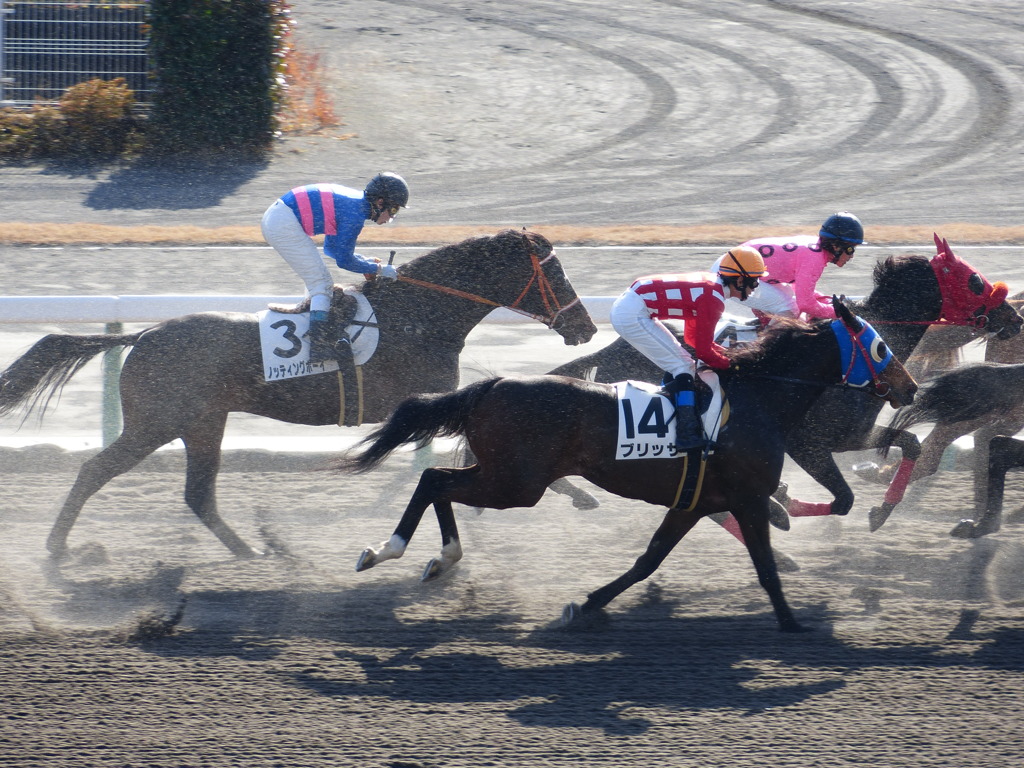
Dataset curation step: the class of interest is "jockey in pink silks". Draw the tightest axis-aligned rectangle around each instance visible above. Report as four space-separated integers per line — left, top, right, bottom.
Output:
711 212 865 548
261 172 410 364
714 211 865 324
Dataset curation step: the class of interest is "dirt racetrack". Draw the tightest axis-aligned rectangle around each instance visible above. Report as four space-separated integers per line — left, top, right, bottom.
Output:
4 1 1024 767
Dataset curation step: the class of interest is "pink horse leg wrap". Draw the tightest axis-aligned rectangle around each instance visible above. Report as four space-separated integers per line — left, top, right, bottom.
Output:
883 459 916 504
722 513 745 543
787 499 833 517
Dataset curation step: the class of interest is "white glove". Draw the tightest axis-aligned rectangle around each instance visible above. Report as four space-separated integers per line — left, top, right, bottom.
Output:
378 263 398 281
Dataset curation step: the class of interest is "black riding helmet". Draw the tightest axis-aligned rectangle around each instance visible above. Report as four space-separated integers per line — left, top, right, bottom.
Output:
819 211 864 263
364 172 410 210
819 211 864 244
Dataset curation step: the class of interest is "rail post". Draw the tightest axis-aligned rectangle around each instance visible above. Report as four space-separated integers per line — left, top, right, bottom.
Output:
101 321 124 446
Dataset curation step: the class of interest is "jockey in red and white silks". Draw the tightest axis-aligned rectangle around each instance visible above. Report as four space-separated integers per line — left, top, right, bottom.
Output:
611 272 732 378
612 248 768 450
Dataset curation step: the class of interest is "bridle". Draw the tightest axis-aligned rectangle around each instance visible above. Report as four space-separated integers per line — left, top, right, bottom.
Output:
732 318 894 398
394 239 582 330
838 320 893 398
872 247 1012 332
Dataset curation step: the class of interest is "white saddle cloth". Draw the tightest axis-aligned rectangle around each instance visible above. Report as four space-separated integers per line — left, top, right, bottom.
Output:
258 290 379 382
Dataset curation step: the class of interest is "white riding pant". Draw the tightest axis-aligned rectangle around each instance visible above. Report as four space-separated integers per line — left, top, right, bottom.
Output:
744 280 799 317
610 289 694 378
261 198 333 313
711 253 797 318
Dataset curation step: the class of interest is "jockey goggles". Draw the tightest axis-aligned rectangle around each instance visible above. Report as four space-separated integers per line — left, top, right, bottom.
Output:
825 241 857 257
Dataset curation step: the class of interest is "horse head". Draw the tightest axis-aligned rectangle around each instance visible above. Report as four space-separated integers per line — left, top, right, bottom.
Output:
501 229 597 345
833 298 918 408
931 233 1022 340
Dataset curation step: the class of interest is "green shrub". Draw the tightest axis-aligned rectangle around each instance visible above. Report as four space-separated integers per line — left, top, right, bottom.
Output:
145 0 292 156
0 1 298 161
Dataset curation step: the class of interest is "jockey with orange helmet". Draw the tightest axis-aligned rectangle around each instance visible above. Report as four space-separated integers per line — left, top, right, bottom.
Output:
610 246 768 450
727 211 864 322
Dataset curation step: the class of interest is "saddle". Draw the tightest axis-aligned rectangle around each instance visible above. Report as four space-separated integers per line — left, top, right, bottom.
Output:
270 286 366 360
266 287 368 427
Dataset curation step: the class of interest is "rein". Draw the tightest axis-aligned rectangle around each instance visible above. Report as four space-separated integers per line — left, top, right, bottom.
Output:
395 248 581 328
870 315 991 329
729 320 891 397
733 372 880 392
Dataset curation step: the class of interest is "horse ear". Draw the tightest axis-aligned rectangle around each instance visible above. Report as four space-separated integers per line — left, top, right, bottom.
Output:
933 232 954 261
833 295 863 331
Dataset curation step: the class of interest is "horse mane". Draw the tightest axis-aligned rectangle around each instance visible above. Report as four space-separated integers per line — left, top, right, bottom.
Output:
360 229 552 301
850 254 935 317
726 316 821 369
402 229 549 271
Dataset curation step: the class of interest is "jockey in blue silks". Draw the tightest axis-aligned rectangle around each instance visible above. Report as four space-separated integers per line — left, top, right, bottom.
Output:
261 172 410 364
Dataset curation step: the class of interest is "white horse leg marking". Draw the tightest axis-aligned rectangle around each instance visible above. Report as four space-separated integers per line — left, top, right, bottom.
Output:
355 533 408 571
421 538 463 581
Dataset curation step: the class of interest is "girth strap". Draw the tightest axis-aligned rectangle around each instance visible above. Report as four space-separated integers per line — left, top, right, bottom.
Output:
670 450 708 512
337 366 365 427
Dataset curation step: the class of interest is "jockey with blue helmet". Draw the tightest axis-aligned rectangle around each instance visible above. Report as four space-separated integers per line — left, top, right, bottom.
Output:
715 211 864 322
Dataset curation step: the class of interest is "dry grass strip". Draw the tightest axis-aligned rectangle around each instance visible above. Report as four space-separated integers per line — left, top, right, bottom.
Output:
2 222 1023 247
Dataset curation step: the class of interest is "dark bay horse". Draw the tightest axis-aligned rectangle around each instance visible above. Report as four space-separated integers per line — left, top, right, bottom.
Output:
0 229 597 558
857 291 1024 533
547 236 1022 528
342 301 917 632
879 361 1024 538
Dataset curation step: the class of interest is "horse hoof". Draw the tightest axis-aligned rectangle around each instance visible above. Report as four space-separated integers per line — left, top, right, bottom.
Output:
572 492 601 510
421 558 444 581
768 498 791 531
851 461 893 486
868 503 895 532
355 548 377 572
772 482 791 508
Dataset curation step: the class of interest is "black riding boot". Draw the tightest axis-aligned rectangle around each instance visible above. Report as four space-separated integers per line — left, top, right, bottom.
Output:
307 311 335 364
662 372 704 451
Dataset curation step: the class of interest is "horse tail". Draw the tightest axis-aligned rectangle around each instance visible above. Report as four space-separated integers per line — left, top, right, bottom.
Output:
879 362 1024 454
0 331 142 420
339 377 502 473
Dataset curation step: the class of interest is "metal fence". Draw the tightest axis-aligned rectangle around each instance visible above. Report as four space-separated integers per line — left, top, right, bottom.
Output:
0 0 149 106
